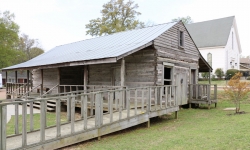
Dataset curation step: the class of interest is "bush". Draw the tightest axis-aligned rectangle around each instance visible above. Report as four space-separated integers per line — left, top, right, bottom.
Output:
247 76 250 80
214 68 224 79
226 69 239 79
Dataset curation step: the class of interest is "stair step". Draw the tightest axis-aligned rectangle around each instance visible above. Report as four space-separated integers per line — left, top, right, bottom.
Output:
27 104 55 111
28 101 56 107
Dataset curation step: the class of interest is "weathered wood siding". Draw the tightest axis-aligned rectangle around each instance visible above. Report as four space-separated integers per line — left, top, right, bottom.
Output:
124 47 156 87
33 68 59 94
153 22 200 105
88 64 113 85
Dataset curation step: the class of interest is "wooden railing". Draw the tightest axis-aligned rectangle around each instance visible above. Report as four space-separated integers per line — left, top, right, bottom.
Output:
6 83 32 99
0 85 178 150
59 85 124 93
42 84 59 96
188 84 217 109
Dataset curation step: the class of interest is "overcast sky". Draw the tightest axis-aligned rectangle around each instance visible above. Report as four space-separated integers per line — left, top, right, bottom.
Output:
0 0 249 56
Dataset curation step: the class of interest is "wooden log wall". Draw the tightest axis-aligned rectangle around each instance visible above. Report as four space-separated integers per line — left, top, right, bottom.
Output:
124 47 155 88
33 68 59 94
154 22 200 85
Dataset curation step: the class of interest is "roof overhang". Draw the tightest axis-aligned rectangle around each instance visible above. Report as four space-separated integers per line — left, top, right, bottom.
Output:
199 53 213 72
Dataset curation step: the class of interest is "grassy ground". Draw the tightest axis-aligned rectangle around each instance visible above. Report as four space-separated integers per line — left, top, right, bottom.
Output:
199 80 250 86
61 92 250 150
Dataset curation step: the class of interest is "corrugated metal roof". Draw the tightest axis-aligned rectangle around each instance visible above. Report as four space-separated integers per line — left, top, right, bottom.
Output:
186 16 234 48
4 22 177 70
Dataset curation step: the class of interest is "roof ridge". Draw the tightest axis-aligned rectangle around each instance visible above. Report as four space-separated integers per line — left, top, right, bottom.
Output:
55 21 177 48
188 16 235 25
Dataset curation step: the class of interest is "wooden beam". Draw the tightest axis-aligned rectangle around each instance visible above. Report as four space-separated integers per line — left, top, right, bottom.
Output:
0 105 7 150
5 71 8 99
58 68 60 93
121 59 125 87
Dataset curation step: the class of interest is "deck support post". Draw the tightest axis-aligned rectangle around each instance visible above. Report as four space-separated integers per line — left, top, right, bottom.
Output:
121 58 125 87
41 69 44 96
0 105 7 150
174 111 178 119
147 118 150 128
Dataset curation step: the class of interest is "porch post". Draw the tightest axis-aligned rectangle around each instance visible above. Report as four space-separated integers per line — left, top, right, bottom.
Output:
15 71 17 83
121 58 125 87
5 71 8 99
27 70 30 96
84 65 88 92
41 69 44 96
209 69 211 84
58 68 60 94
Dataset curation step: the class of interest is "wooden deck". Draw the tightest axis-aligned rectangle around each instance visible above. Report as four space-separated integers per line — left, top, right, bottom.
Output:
0 85 179 150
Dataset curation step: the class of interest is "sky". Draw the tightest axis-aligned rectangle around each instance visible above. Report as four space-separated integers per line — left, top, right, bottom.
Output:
0 0 250 56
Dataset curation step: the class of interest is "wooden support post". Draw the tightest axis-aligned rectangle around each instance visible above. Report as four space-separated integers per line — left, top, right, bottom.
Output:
67 96 71 122
189 85 191 109
15 104 19 134
147 118 150 128
58 68 60 94
22 103 27 147
0 105 7 150
56 99 61 137
175 111 178 119
41 69 44 96
27 70 30 96
126 90 130 118
30 102 34 131
121 58 125 87
40 100 45 143
209 70 211 84
71 96 75 134
84 65 88 92
15 70 18 84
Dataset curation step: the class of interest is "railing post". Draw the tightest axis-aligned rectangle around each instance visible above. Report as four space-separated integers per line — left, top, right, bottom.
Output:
207 85 211 109
40 100 46 143
56 98 61 138
0 105 7 150
147 87 151 112
22 102 27 147
189 84 191 108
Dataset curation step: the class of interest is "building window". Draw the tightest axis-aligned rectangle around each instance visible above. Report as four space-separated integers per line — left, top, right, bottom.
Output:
207 53 212 67
179 31 184 47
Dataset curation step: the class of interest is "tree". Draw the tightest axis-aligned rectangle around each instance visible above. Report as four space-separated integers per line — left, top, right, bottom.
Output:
226 69 239 80
17 34 44 61
172 16 193 25
86 0 145 36
214 68 224 79
201 72 209 79
224 72 250 113
0 11 20 68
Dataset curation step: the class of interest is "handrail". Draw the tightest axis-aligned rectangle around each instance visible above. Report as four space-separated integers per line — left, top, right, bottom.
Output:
24 84 41 96
42 84 59 96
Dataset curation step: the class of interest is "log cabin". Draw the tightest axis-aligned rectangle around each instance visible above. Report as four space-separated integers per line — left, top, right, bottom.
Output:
3 21 212 106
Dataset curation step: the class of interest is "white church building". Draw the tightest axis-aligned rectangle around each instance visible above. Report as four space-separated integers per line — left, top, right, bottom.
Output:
186 16 242 74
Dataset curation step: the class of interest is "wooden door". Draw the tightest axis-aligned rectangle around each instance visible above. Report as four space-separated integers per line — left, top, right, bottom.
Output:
174 66 189 105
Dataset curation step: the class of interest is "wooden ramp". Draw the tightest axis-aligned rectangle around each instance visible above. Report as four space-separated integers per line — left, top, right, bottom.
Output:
1 85 179 150
6 107 178 150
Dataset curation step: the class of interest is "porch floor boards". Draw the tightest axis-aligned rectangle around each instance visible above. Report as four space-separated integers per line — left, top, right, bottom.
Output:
6 106 178 150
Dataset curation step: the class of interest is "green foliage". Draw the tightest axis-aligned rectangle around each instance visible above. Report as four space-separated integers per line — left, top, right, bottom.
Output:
226 69 239 79
0 11 20 68
201 72 209 79
86 0 145 36
172 16 193 24
247 76 250 80
214 68 224 79
224 72 250 113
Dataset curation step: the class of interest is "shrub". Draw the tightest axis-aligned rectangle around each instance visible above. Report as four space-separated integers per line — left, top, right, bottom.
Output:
247 76 250 80
226 69 239 79
224 72 250 113
214 68 224 79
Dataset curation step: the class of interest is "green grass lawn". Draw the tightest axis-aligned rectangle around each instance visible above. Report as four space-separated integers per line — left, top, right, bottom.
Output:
61 92 250 150
199 80 250 86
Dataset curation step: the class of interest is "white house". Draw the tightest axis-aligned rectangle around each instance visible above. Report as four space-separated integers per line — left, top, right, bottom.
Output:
186 16 242 75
